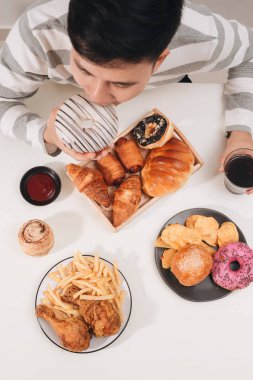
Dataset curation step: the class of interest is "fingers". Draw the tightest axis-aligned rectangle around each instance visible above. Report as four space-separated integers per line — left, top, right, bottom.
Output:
218 154 226 172
60 143 96 162
76 152 96 162
218 162 224 172
44 107 60 145
94 147 111 160
45 106 100 161
246 188 253 195
48 107 59 125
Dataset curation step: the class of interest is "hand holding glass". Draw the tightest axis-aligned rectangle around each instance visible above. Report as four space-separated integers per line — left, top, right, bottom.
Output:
224 148 253 194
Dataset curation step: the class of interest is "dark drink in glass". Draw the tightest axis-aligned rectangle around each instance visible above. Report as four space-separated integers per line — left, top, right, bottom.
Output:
224 149 253 194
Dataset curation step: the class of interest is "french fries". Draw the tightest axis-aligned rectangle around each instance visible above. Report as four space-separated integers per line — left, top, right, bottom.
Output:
41 251 125 321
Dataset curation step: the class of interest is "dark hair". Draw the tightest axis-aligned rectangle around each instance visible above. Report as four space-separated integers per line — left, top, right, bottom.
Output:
67 0 184 65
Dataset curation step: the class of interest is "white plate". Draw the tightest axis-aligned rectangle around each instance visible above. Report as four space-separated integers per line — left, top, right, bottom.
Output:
35 255 132 353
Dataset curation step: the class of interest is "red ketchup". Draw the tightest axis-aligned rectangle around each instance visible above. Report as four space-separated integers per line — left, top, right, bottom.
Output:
26 173 56 202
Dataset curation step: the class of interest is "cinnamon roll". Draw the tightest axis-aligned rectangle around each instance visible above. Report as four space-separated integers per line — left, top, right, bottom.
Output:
18 219 54 256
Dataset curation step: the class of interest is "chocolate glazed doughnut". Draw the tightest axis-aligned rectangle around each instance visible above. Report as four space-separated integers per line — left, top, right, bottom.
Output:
18 219 54 256
132 113 174 149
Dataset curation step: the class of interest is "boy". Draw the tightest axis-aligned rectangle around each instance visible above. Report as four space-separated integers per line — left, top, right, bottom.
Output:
0 0 253 192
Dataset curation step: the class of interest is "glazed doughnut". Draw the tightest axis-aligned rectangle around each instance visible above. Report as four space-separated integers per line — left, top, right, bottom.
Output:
212 242 253 290
55 94 118 153
18 219 54 256
171 243 213 286
132 111 174 149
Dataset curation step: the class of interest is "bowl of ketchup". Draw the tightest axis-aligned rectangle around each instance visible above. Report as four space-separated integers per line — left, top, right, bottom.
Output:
20 166 61 206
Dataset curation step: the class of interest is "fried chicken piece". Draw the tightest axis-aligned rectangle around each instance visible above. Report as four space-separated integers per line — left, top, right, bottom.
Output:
79 300 121 337
60 286 121 337
61 285 80 305
36 304 91 352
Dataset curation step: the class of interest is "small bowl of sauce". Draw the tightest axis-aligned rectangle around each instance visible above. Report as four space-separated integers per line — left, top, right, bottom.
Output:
20 166 61 205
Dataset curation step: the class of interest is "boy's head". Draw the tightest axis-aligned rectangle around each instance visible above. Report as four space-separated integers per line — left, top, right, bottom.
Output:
68 0 184 105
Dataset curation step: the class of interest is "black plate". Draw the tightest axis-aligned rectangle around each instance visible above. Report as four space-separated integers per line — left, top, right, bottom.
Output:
20 166 61 206
35 256 132 353
155 208 247 302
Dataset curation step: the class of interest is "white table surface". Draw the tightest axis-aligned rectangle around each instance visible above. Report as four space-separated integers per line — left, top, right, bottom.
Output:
1 81 253 380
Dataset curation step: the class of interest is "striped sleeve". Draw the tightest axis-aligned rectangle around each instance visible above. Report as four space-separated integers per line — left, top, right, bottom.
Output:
150 1 253 137
207 11 253 136
185 2 253 136
222 24 253 136
0 9 59 155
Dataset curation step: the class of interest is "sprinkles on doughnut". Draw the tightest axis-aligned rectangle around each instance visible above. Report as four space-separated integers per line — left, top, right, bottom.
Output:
55 93 118 153
212 242 253 290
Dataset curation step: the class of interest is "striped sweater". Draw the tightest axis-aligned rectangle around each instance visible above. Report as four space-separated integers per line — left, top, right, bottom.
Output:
0 0 253 155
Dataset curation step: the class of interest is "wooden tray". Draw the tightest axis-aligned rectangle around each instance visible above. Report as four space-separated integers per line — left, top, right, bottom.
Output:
68 108 203 232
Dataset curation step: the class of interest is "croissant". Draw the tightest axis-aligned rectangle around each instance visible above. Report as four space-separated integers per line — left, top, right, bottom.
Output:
114 137 144 173
112 175 142 227
97 152 126 185
66 163 111 207
141 137 195 197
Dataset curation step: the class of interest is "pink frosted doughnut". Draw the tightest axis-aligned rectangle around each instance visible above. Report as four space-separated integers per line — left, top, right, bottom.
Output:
212 242 253 290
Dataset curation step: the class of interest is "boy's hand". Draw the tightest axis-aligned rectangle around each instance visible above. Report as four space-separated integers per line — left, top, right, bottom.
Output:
44 107 96 162
94 147 111 160
219 130 253 194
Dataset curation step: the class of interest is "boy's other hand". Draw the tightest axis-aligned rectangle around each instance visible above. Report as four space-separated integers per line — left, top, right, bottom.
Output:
219 130 253 194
